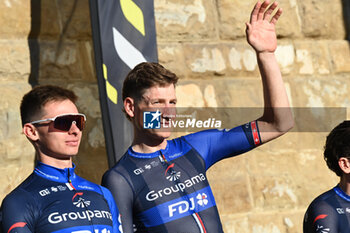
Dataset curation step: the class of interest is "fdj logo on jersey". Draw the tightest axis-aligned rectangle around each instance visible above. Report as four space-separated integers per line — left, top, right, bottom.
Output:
168 193 209 217
143 110 161 129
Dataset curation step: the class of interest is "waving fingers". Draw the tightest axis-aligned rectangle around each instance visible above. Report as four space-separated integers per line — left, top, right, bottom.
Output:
257 1 270 21
250 1 282 24
263 1 278 21
270 8 283 25
249 1 261 24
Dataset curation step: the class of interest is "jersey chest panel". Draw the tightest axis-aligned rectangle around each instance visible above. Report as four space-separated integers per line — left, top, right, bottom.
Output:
13 176 114 233
124 146 223 232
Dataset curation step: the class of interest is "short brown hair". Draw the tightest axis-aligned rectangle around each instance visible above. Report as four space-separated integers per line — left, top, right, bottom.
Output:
122 62 179 102
20 85 77 126
324 121 350 176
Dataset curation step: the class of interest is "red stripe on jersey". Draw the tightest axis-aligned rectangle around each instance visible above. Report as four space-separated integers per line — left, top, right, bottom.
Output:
8 222 27 233
313 214 328 223
195 213 207 233
165 163 175 175
72 192 84 201
251 121 261 146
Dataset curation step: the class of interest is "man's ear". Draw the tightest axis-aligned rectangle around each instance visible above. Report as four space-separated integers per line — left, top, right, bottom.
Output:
339 157 350 174
23 123 39 141
124 97 135 119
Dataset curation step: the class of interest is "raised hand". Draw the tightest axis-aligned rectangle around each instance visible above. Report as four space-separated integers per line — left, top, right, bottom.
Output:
246 1 282 53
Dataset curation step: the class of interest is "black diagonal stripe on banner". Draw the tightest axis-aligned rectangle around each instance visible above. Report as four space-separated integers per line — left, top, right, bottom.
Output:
89 0 158 166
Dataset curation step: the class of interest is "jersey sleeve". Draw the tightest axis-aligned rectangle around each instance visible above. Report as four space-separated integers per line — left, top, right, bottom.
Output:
1 190 36 233
101 186 122 233
303 200 338 233
102 170 135 233
183 121 261 169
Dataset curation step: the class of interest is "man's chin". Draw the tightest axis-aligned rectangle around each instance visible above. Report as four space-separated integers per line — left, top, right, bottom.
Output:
148 130 171 140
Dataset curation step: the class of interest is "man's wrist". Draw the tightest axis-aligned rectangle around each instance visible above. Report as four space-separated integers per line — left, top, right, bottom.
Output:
256 51 276 61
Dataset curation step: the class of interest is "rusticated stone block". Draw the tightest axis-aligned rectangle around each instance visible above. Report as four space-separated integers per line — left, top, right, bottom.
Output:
33 0 62 39
76 41 96 81
158 43 188 79
224 42 260 76
38 40 95 82
247 213 287 233
208 155 247 178
219 215 249 233
183 44 227 77
58 0 92 39
275 42 295 75
295 40 331 75
217 0 302 39
298 0 346 39
291 148 338 207
329 40 350 73
0 40 30 80
273 0 303 38
280 211 306 233
251 174 298 210
290 77 350 109
208 156 253 214
154 0 217 41
74 146 109 184
35 0 91 40
38 41 80 81
223 78 264 107
247 149 300 178
176 83 205 107
0 83 31 139
217 0 255 40
0 0 30 38
182 43 261 78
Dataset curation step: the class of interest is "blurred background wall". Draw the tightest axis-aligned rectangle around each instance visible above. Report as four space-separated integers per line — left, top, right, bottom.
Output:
1 0 349 232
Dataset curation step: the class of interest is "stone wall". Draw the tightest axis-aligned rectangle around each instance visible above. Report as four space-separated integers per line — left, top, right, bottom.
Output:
1 0 349 232
0 0 34 204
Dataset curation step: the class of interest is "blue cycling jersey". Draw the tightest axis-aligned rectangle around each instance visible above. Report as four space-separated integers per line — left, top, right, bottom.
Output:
1 162 121 233
303 186 350 233
102 121 261 233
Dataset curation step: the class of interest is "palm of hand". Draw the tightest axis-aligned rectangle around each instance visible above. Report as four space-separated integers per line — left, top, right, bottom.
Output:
247 20 277 53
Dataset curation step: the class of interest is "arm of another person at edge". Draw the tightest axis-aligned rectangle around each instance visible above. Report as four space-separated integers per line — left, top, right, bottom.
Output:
102 170 135 233
303 200 338 233
100 186 122 233
246 0 294 143
1 190 35 233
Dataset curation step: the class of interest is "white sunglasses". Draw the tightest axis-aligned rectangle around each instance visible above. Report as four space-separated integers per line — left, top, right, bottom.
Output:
29 113 86 131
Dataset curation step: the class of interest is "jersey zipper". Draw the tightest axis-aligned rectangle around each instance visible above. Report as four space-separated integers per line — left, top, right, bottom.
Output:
66 168 75 190
67 168 96 232
159 151 208 233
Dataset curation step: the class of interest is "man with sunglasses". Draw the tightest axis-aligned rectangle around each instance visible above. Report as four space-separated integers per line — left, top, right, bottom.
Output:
102 1 294 233
1 85 121 233
304 121 350 233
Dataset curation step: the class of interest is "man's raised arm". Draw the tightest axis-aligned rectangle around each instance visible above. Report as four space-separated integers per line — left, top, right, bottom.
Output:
246 0 294 143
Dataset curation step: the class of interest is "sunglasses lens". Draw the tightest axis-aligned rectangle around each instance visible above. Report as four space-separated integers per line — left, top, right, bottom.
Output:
54 115 85 131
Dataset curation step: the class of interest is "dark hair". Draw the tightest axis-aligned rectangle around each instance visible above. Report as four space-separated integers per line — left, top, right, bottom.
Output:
324 120 350 176
122 62 179 101
20 85 77 126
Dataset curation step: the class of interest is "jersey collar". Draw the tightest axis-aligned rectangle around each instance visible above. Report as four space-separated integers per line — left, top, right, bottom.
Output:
34 162 77 183
128 141 170 159
334 185 350 202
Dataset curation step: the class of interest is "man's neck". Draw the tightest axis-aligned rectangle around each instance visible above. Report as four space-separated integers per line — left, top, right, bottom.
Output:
131 139 167 154
339 175 350 196
38 153 73 169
